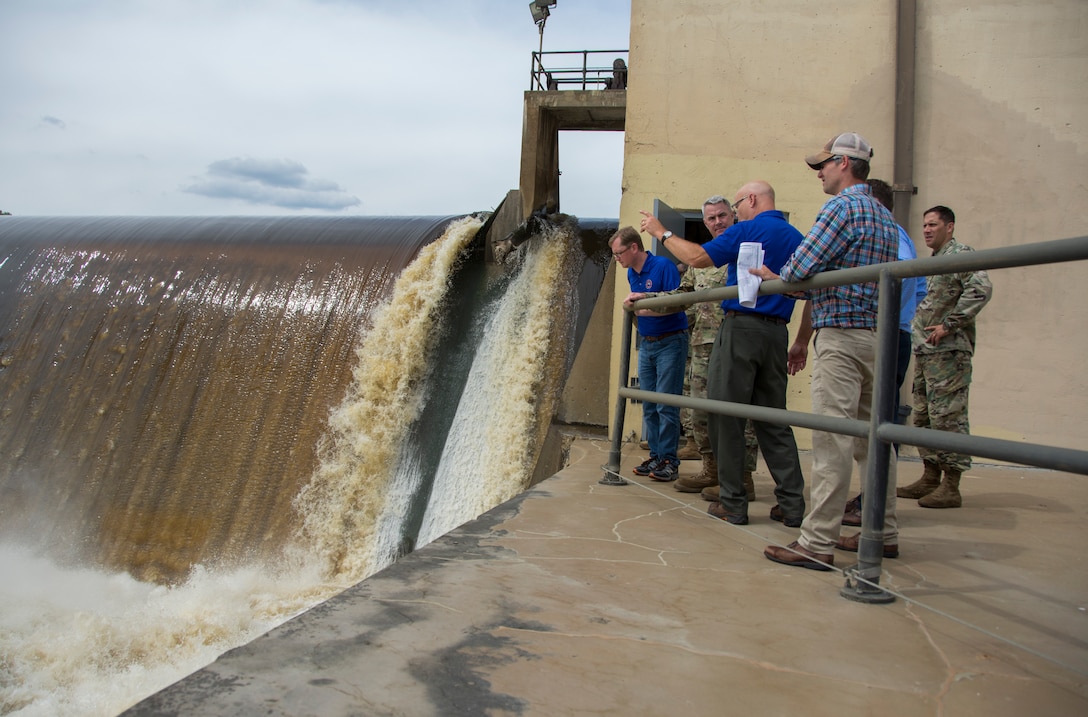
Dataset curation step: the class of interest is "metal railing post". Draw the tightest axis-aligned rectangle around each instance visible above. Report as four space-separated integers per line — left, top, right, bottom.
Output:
601 310 633 485
842 269 900 603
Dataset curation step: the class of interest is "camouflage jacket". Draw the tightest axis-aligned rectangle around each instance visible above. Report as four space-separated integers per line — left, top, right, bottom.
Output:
649 265 728 346
912 238 993 355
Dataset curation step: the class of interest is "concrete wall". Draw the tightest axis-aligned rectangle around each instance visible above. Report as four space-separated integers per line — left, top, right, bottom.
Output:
557 260 616 427
611 0 1088 450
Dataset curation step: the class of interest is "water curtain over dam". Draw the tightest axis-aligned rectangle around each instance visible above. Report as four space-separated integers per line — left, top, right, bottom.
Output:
0 213 611 715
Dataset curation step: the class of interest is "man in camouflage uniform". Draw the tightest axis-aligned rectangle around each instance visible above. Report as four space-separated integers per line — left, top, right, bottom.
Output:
638 196 759 499
676 256 727 468
897 205 993 508
640 183 804 526
682 200 758 502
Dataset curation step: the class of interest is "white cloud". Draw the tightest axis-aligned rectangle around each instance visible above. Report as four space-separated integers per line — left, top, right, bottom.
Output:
0 0 630 217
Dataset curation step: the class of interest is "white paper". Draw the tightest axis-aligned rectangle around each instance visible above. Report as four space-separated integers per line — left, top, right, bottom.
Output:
737 242 764 308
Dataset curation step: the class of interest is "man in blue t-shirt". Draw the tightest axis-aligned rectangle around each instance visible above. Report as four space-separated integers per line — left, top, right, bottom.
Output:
839 178 929 526
611 226 688 481
636 181 806 526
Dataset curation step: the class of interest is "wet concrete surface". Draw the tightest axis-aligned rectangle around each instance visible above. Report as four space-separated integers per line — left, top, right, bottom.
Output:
125 439 1088 716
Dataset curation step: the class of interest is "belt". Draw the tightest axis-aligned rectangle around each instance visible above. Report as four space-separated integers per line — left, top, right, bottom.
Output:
725 310 787 326
643 329 686 342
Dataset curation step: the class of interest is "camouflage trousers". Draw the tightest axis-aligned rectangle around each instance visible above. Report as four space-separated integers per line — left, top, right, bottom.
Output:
683 342 757 471
912 350 973 472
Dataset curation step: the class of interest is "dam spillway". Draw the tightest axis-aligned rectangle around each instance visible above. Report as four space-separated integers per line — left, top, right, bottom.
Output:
0 213 613 715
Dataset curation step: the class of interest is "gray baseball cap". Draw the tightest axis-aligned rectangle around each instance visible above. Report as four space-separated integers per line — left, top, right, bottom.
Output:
805 132 874 168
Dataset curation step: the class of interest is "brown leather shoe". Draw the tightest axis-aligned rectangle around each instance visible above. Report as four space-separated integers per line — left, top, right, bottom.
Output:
707 502 748 525
764 541 834 571
835 532 899 559
769 504 803 528
842 494 862 526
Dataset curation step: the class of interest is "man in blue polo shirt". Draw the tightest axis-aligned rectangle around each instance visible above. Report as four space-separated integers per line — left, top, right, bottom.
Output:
636 181 806 525
611 226 688 481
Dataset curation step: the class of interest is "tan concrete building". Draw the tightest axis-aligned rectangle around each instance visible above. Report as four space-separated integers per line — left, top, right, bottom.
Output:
606 0 1088 451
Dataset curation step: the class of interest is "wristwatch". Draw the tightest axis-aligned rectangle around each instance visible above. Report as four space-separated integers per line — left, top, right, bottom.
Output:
660 231 673 243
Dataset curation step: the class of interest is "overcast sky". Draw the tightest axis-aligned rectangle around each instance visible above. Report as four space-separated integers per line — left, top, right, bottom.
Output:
0 0 630 218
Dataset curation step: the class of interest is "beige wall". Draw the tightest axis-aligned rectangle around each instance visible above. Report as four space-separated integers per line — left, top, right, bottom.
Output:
611 0 1088 450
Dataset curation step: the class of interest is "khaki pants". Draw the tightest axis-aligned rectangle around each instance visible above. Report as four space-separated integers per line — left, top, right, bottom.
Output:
799 328 898 554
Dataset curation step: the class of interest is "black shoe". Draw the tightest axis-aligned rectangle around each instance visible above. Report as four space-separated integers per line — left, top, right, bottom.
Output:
769 504 803 528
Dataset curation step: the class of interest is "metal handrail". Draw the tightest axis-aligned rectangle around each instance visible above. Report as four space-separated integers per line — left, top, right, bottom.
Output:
530 49 629 91
601 233 1088 602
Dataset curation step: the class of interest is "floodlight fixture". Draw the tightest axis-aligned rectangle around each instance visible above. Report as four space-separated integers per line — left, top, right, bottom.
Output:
529 1 556 28
530 1 556 58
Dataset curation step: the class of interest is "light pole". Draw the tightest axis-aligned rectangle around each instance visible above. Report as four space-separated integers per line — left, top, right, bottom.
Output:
529 1 557 57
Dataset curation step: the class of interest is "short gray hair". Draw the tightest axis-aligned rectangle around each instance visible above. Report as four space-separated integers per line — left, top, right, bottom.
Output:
703 195 728 208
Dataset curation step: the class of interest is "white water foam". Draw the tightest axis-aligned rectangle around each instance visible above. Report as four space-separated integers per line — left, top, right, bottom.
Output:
0 545 328 716
417 229 573 546
291 215 483 580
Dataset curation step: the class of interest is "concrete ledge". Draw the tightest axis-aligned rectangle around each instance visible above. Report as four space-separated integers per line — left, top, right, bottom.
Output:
125 440 1088 715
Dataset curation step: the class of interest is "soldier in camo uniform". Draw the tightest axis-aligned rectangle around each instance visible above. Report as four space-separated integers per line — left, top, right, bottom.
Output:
635 196 760 500
640 183 805 526
897 205 992 508
684 199 759 503
676 258 725 464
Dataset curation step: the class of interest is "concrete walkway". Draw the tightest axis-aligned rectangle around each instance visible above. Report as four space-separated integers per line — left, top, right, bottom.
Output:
126 439 1088 716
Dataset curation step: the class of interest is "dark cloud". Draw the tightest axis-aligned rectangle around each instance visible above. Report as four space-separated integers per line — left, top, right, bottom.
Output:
41 116 66 129
182 157 361 210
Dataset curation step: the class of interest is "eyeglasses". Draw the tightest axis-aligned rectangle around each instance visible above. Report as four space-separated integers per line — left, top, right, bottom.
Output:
611 244 633 258
731 195 750 212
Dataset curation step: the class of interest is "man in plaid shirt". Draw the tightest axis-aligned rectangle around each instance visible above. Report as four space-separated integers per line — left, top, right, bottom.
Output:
752 132 900 570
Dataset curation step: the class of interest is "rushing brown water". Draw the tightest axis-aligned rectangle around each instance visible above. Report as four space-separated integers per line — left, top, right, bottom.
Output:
0 216 451 584
0 213 611 716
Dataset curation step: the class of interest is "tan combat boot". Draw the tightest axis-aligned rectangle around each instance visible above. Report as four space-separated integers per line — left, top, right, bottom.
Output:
918 469 963 508
677 436 701 460
699 472 755 502
675 453 717 493
897 461 941 499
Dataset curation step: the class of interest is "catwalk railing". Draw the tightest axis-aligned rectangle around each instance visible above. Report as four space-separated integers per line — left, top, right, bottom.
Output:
529 49 629 91
603 234 1088 603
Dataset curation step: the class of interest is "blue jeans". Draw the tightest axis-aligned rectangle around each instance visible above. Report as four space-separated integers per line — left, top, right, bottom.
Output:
639 331 688 462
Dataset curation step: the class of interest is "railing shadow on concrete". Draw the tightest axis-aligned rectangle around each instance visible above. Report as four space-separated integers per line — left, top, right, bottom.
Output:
601 233 1088 604
530 49 629 91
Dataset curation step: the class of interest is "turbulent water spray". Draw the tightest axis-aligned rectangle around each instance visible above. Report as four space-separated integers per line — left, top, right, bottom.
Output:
291 215 483 579
417 222 581 547
0 212 603 717
0 216 486 717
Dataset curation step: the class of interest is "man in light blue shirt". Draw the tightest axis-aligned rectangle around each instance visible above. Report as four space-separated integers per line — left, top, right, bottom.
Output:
840 179 927 529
